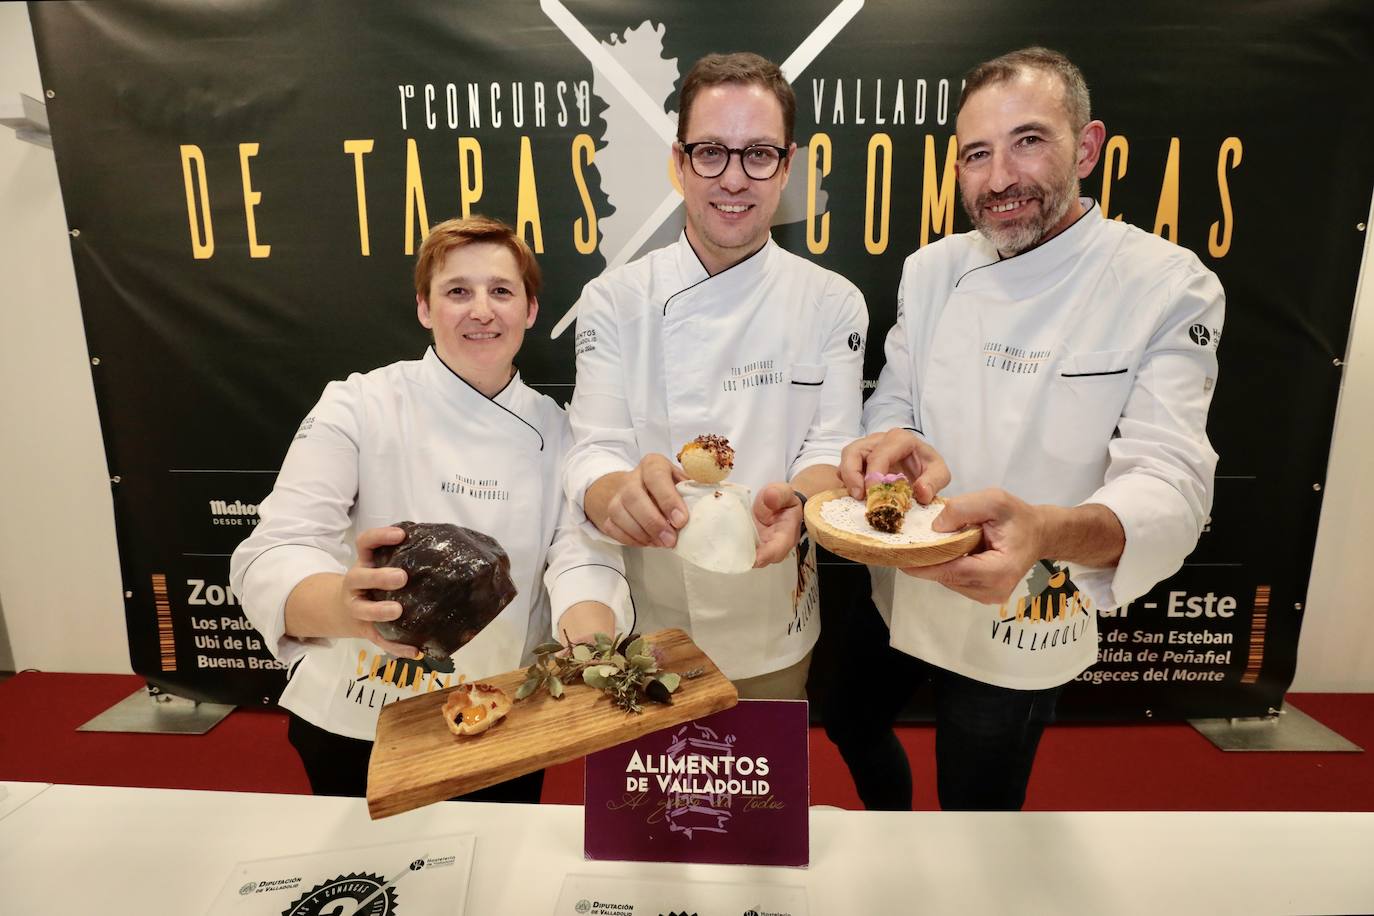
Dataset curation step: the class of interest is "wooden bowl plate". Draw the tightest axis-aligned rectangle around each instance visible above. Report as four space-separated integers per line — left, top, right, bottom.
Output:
804 488 982 568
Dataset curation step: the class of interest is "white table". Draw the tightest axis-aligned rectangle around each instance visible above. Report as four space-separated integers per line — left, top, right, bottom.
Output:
0 781 50 822
0 784 1370 914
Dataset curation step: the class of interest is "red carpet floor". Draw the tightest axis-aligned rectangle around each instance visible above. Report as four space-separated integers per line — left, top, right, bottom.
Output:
1 673 1371 811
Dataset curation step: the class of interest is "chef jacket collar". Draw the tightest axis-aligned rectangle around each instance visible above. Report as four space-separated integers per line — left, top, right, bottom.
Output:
420 345 544 450
953 198 1103 295
665 231 776 315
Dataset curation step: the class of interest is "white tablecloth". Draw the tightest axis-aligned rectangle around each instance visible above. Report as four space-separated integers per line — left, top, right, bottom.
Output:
0 781 50 822
0 784 1370 914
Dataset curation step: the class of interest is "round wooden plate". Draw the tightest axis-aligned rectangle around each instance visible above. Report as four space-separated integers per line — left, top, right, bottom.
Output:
804 488 982 568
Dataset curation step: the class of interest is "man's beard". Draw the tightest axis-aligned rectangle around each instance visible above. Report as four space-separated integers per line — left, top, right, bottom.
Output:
963 169 1078 256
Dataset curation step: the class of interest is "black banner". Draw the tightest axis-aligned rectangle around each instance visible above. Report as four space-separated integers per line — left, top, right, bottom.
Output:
30 0 1374 714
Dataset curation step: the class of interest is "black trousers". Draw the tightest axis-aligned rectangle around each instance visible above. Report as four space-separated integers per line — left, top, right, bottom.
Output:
820 593 1063 811
287 712 545 804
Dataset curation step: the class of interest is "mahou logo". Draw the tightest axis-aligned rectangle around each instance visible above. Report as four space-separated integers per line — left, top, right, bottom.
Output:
209 498 258 516
209 498 260 526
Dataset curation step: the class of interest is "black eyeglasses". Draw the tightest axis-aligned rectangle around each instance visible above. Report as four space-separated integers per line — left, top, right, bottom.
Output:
679 142 790 180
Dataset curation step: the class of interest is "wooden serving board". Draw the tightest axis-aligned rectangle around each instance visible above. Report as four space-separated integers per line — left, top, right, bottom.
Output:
805 488 982 568
366 628 737 819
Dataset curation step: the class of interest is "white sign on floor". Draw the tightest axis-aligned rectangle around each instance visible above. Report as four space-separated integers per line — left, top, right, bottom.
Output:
205 833 476 915
554 873 808 916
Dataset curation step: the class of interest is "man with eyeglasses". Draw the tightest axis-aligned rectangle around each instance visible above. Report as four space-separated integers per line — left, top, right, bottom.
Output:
563 52 868 699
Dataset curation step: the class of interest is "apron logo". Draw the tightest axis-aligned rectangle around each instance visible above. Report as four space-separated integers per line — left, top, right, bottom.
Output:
989 562 1092 651
346 650 453 710
846 331 862 351
1188 323 1211 346
787 534 819 637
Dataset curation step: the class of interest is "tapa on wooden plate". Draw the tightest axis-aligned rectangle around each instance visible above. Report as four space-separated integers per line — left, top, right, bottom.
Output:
804 488 982 568
366 627 737 818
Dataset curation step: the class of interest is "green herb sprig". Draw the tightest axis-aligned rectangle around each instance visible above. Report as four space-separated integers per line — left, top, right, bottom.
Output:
515 632 681 713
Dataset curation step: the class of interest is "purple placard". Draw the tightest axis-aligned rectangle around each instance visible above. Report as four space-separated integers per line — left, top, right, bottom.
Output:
583 699 810 867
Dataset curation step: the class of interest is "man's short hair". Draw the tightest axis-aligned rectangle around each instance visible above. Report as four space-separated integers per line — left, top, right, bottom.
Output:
413 215 542 303
677 52 796 146
958 47 1091 133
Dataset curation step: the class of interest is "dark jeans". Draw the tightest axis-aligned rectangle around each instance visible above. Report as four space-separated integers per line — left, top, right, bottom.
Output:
287 712 545 804
820 593 1063 811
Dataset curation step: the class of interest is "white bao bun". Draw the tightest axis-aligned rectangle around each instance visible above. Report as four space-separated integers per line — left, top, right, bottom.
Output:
672 481 757 574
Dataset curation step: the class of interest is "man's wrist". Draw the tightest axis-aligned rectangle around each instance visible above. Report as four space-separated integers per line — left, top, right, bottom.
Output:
1033 503 1125 568
557 600 617 645
1031 503 1057 560
584 471 628 529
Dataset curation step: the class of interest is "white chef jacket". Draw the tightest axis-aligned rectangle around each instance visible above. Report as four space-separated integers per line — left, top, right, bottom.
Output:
864 200 1223 690
565 233 868 679
230 347 631 740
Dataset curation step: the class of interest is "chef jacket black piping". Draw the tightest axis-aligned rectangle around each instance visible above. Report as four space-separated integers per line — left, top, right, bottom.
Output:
429 345 544 450
550 563 636 638
663 235 770 316
953 200 1099 289
234 542 323 601
1061 368 1128 378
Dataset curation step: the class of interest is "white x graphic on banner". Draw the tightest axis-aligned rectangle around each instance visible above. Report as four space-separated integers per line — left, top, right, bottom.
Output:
542 0 865 338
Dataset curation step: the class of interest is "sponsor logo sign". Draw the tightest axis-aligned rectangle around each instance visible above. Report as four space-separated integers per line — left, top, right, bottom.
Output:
585 700 809 867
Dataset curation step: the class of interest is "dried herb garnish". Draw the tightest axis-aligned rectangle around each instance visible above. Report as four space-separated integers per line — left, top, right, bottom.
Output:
515 632 682 714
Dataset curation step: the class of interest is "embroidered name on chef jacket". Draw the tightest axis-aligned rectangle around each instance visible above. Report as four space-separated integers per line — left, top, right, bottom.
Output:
439 473 510 501
983 342 1051 375
721 358 785 392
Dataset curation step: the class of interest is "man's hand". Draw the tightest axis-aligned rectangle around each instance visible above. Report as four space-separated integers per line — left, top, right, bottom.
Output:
585 455 689 548
337 526 423 658
839 428 950 504
901 489 1045 604
753 483 804 568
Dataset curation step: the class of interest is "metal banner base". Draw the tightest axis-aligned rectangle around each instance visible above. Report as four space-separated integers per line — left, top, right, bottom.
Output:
1189 701 1363 752
77 687 235 735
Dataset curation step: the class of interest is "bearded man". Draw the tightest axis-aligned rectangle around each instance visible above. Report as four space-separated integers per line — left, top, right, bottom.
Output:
823 47 1225 810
